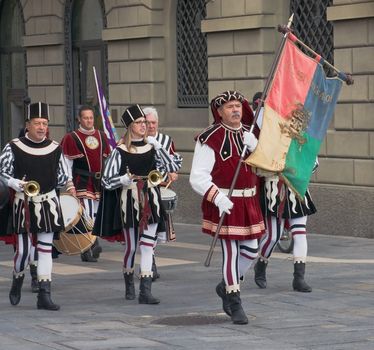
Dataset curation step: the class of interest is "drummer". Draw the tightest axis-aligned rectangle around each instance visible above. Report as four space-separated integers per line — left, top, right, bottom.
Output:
144 106 183 279
61 105 111 262
93 104 180 304
0 101 68 311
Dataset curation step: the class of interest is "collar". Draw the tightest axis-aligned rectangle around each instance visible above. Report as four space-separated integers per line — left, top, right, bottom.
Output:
221 122 242 132
78 127 95 135
25 133 46 144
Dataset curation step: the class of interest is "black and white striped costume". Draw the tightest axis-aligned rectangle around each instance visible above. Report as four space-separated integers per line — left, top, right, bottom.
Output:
0 136 68 279
154 132 182 180
258 161 318 262
94 139 179 276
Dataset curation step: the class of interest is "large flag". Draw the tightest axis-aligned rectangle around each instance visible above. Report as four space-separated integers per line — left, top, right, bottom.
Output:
245 33 345 199
93 66 119 149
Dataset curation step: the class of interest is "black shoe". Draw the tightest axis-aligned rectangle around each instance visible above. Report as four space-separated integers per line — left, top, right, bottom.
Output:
124 272 136 300
227 291 248 325
292 262 312 292
9 274 25 306
138 276 160 304
91 240 102 260
254 258 268 289
30 265 39 293
151 256 160 282
81 249 97 262
37 280 60 311
215 280 231 316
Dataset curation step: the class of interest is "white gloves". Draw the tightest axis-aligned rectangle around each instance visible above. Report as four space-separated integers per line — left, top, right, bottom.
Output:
147 136 162 150
243 131 258 152
8 178 25 192
214 192 234 217
119 174 133 187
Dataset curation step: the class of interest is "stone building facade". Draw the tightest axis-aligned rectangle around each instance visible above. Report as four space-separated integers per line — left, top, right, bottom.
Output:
0 0 373 237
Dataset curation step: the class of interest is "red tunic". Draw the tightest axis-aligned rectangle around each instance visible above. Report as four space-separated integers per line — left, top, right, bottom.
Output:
61 129 110 200
198 123 265 240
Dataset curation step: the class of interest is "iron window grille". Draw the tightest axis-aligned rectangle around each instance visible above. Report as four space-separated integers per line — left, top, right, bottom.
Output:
176 0 208 107
290 0 334 76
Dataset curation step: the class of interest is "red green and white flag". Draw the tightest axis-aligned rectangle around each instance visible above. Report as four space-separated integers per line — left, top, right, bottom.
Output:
245 33 346 199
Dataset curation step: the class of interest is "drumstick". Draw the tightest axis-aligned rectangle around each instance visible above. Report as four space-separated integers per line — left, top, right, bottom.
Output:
165 180 172 189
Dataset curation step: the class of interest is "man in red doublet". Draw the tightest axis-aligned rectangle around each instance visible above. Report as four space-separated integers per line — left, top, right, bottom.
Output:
61 105 110 262
190 90 265 325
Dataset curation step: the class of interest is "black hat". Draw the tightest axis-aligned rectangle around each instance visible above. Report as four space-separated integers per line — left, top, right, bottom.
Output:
252 91 262 111
121 104 145 128
28 102 50 120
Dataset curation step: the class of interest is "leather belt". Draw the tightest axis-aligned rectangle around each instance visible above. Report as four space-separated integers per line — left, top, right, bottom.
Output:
74 168 102 179
220 187 256 197
16 189 57 203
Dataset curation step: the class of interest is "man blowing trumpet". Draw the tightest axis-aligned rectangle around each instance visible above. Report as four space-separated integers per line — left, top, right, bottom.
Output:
0 102 68 311
190 90 265 325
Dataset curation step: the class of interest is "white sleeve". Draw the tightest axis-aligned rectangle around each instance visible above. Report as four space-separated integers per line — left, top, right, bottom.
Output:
65 157 74 181
189 141 216 196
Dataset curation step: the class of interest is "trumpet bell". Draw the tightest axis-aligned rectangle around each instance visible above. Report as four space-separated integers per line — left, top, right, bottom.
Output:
24 180 40 197
148 170 163 187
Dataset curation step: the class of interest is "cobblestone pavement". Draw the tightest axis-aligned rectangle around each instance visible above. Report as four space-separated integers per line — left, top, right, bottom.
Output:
1 223 374 350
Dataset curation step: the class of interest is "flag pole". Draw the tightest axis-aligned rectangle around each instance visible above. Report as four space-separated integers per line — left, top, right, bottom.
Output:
93 66 118 149
204 14 295 267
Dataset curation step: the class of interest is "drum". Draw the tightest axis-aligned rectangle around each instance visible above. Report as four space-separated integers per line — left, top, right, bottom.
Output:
160 187 177 213
160 187 177 242
53 193 96 255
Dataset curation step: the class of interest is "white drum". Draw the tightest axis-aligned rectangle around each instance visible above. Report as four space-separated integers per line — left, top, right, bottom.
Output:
53 193 96 255
160 187 177 213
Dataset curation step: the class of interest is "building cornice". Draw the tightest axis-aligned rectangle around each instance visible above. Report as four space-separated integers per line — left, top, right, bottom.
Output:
201 14 275 33
327 2 374 21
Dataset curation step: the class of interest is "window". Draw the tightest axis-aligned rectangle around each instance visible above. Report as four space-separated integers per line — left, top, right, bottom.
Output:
176 0 208 107
0 0 26 147
290 0 334 74
65 0 107 131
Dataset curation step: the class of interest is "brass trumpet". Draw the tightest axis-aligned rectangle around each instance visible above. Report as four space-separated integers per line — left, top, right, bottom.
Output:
23 180 40 197
147 170 163 187
126 167 163 187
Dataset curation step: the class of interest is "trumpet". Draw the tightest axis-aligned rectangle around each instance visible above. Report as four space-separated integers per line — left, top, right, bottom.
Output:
147 170 163 187
23 180 40 197
126 167 163 187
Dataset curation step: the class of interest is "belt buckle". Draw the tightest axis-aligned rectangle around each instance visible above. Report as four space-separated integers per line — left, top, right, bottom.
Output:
94 172 101 179
242 188 247 197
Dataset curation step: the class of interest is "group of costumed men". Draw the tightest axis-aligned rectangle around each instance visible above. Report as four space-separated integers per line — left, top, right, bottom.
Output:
0 92 316 327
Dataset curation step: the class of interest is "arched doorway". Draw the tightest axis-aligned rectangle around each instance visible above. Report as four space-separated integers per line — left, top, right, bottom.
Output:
65 0 107 131
0 0 26 147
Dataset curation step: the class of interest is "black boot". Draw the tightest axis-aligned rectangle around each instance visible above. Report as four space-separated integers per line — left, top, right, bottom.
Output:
152 255 160 281
124 272 136 300
80 249 97 262
30 265 39 293
292 261 312 292
254 258 268 289
9 274 25 306
138 276 160 304
91 239 102 259
227 291 248 325
215 280 231 316
37 280 60 311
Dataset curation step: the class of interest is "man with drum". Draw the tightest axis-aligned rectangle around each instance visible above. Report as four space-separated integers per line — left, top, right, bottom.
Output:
0 101 68 311
61 105 110 262
144 107 182 280
93 104 180 304
190 90 265 325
